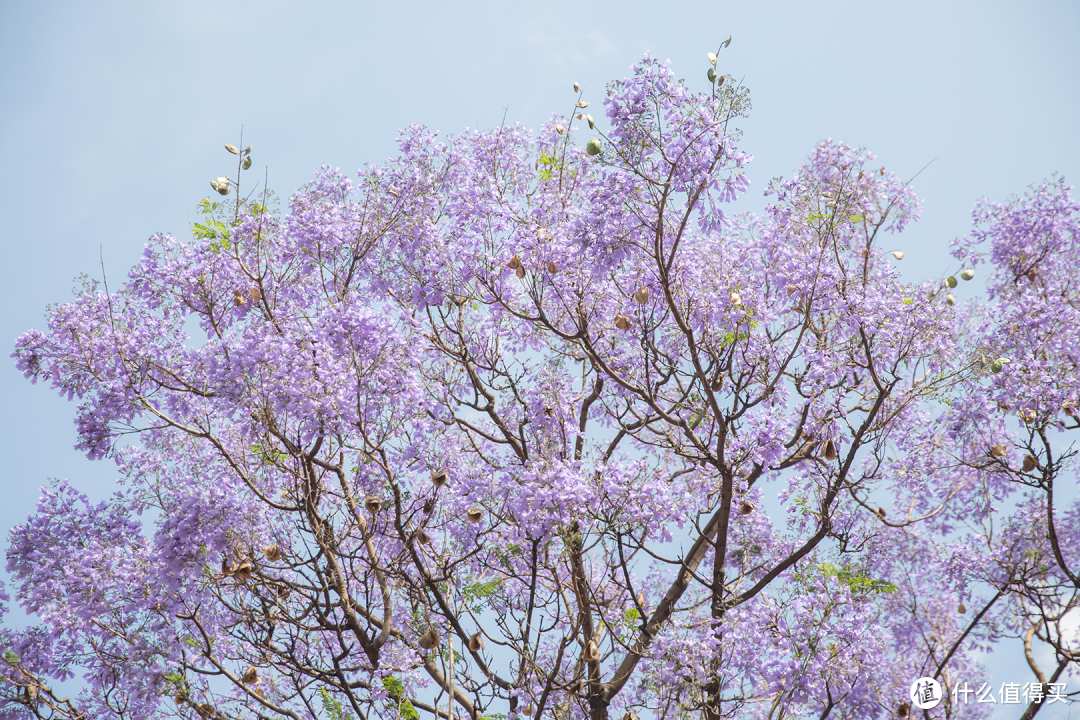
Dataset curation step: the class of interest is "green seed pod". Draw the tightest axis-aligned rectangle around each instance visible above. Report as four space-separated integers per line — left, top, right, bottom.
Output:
960 268 975 281
707 52 718 65
946 275 957 288
225 144 240 155
707 68 717 83
242 156 252 170
990 359 1003 373
946 294 955 305
243 144 252 155
586 114 595 130
586 138 602 156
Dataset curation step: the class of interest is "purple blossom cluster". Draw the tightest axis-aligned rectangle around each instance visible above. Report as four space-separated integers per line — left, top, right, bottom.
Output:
2 54 1077 720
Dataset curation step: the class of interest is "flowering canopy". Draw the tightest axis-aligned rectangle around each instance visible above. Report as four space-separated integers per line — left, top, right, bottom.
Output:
3 53 1078 720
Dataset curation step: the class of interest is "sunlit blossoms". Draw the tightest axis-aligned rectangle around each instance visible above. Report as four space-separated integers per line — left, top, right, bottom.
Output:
2 53 1077 720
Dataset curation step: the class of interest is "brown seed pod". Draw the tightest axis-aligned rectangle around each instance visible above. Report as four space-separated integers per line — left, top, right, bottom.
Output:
418 627 439 649
710 378 722 392
584 638 600 661
276 583 289 599
515 265 526 279
26 684 38 701
614 314 632 330
634 286 650 304
423 498 435 514
468 631 484 652
729 292 742 306
737 501 754 515
221 558 235 576
523 705 534 716
990 443 1008 457
957 603 967 614
824 439 837 461
233 290 246 307
432 469 448 488
364 496 383 513
636 590 645 608
1026 267 1038 282
467 506 484 523
254 687 265 699
507 253 522 270
877 507 886 518
891 250 905 260
555 124 566 135
1021 455 1037 472
547 260 559 274
786 285 799 297
1020 408 1036 424
414 527 431 545
241 666 259 684
233 562 253 581
263 544 282 562
250 287 262 302
896 701 910 718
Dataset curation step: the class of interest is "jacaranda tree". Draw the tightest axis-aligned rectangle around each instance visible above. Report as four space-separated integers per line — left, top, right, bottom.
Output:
2 48 1077 720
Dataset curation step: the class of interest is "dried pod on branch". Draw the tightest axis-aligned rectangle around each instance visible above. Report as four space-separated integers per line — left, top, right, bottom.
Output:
233 561 253 581
468 632 484 652
1021 455 1037 472
467 506 484 523
263 544 282 562
241 666 258 684
432 469 448 488
990 444 1008 457
365 496 383 513
418 627 439 649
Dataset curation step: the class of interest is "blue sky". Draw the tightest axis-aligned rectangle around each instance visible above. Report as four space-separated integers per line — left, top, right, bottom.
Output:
1 0 1078 716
